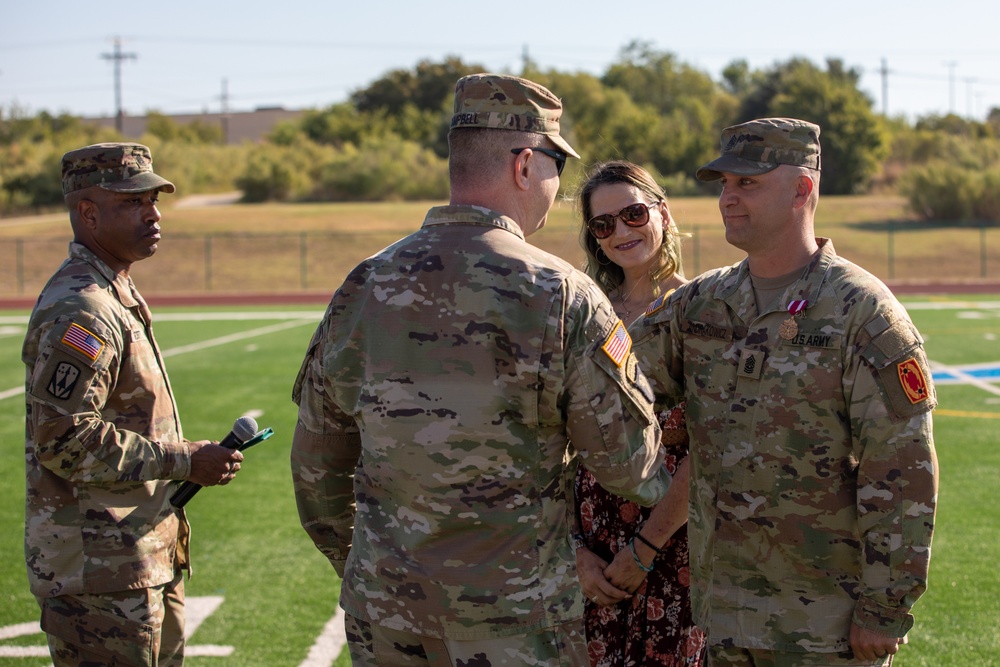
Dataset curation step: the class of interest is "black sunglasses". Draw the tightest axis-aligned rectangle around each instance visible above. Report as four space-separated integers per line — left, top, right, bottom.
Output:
511 147 567 176
587 201 659 239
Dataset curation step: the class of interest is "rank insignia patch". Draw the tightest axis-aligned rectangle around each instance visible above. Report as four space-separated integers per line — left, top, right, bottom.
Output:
601 320 632 367
897 357 929 404
61 322 105 361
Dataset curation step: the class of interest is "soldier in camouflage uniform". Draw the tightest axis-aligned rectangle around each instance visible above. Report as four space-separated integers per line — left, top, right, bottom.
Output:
629 119 938 666
291 73 673 666
22 143 244 667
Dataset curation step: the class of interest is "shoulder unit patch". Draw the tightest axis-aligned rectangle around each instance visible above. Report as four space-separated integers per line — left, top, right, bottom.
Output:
897 357 929 404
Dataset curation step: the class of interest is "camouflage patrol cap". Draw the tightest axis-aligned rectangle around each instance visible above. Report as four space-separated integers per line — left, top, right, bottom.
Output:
450 73 580 159
61 142 176 195
696 117 821 182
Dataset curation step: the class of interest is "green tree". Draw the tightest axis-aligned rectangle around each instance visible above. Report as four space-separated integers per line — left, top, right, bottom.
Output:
732 58 886 195
145 111 223 144
351 56 483 114
0 105 118 213
600 42 736 177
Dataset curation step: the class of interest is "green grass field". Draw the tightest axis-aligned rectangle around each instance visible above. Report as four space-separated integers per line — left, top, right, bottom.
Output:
1 297 998 666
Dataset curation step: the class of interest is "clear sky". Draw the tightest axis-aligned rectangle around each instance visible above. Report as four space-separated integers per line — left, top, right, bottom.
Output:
2 0 998 123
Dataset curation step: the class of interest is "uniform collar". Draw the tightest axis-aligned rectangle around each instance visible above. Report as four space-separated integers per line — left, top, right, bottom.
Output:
720 238 837 318
68 242 141 309
422 205 525 240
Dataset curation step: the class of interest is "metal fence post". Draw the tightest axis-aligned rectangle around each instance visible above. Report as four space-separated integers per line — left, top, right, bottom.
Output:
16 239 25 295
204 235 213 290
300 232 308 289
692 224 700 276
982 223 988 279
887 220 895 280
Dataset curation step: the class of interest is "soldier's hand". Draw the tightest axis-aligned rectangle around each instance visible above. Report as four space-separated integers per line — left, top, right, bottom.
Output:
850 622 900 661
187 440 244 486
604 543 648 597
576 546 625 607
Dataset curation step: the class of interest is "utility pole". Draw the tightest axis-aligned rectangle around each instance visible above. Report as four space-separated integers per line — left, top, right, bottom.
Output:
880 58 890 116
943 61 958 115
964 77 977 118
220 77 230 144
102 36 136 134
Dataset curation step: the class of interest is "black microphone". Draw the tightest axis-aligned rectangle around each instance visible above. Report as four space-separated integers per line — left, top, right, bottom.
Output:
170 416 258 509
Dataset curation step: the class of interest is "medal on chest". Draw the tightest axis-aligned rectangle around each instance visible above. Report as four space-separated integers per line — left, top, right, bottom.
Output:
779 299 808 340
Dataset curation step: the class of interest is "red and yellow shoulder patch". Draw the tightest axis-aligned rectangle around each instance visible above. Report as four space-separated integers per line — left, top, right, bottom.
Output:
897 357 929 404
601 320 632 367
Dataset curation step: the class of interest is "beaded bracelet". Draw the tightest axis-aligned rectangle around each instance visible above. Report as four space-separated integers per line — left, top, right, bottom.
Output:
633 531 667 555
627 538 655 573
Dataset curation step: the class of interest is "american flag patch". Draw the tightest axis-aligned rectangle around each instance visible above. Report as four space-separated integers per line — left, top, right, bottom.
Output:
61 322 105 361
644 294 666 316
644 288 676 317
601 320 632 367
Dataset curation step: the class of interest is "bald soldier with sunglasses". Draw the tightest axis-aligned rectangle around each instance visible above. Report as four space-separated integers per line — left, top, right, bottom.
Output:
291 74 674 666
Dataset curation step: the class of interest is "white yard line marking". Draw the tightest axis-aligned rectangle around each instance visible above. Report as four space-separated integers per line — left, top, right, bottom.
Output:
161 319 314 358
903 301 1000 310
1 317 318 402
0 596 236 659
298 606 347 667
927 359 1000 398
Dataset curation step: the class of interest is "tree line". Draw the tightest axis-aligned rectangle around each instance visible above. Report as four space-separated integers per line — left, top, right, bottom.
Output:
3 42 1000 222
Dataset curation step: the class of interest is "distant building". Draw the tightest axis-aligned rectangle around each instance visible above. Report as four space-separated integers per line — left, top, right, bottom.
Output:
85 107 306 144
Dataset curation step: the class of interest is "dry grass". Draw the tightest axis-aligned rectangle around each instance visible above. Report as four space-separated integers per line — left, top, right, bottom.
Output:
2 195 997 300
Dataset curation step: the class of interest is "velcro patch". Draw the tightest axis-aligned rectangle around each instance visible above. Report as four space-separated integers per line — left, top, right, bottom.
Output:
601 320 632 367
61 322 105 361
897 357 930 404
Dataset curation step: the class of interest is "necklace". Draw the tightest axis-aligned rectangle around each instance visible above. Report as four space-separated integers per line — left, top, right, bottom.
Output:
616 279 647 321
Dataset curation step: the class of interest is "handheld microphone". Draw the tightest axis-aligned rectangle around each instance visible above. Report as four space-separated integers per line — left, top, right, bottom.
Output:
170 416 258 508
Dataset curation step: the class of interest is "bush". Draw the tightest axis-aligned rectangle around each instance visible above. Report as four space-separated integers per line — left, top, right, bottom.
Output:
235 141 333 202
973 167 1000 222
310 136 448 202
898 161 1000 222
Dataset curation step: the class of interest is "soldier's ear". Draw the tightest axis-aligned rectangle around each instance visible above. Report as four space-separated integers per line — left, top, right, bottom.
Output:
77 198 100 232
792 175 814 208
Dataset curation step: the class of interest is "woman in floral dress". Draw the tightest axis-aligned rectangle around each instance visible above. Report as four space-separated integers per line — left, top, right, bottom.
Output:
574 161 705 666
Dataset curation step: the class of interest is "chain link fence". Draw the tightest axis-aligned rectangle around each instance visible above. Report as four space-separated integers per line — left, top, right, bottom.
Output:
3 224 998 301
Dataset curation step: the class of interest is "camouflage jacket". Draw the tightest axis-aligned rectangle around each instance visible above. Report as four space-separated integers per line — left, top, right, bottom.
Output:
291 205 670 640
23 243 191 598
630 239 938 652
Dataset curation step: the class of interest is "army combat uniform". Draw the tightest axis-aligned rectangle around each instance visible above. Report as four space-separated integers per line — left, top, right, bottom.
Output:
292 205 671 649
23 242 192 664
630 238 938 655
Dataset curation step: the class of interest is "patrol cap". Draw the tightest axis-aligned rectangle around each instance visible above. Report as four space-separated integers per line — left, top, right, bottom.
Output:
61 142 176 195
696 117 821 182
450 73 580 159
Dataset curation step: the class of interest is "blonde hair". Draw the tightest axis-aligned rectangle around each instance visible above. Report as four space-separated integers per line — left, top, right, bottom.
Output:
576 160 685 296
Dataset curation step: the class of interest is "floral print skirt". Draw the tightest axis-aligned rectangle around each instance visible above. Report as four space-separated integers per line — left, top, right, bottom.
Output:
575 405 705 666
